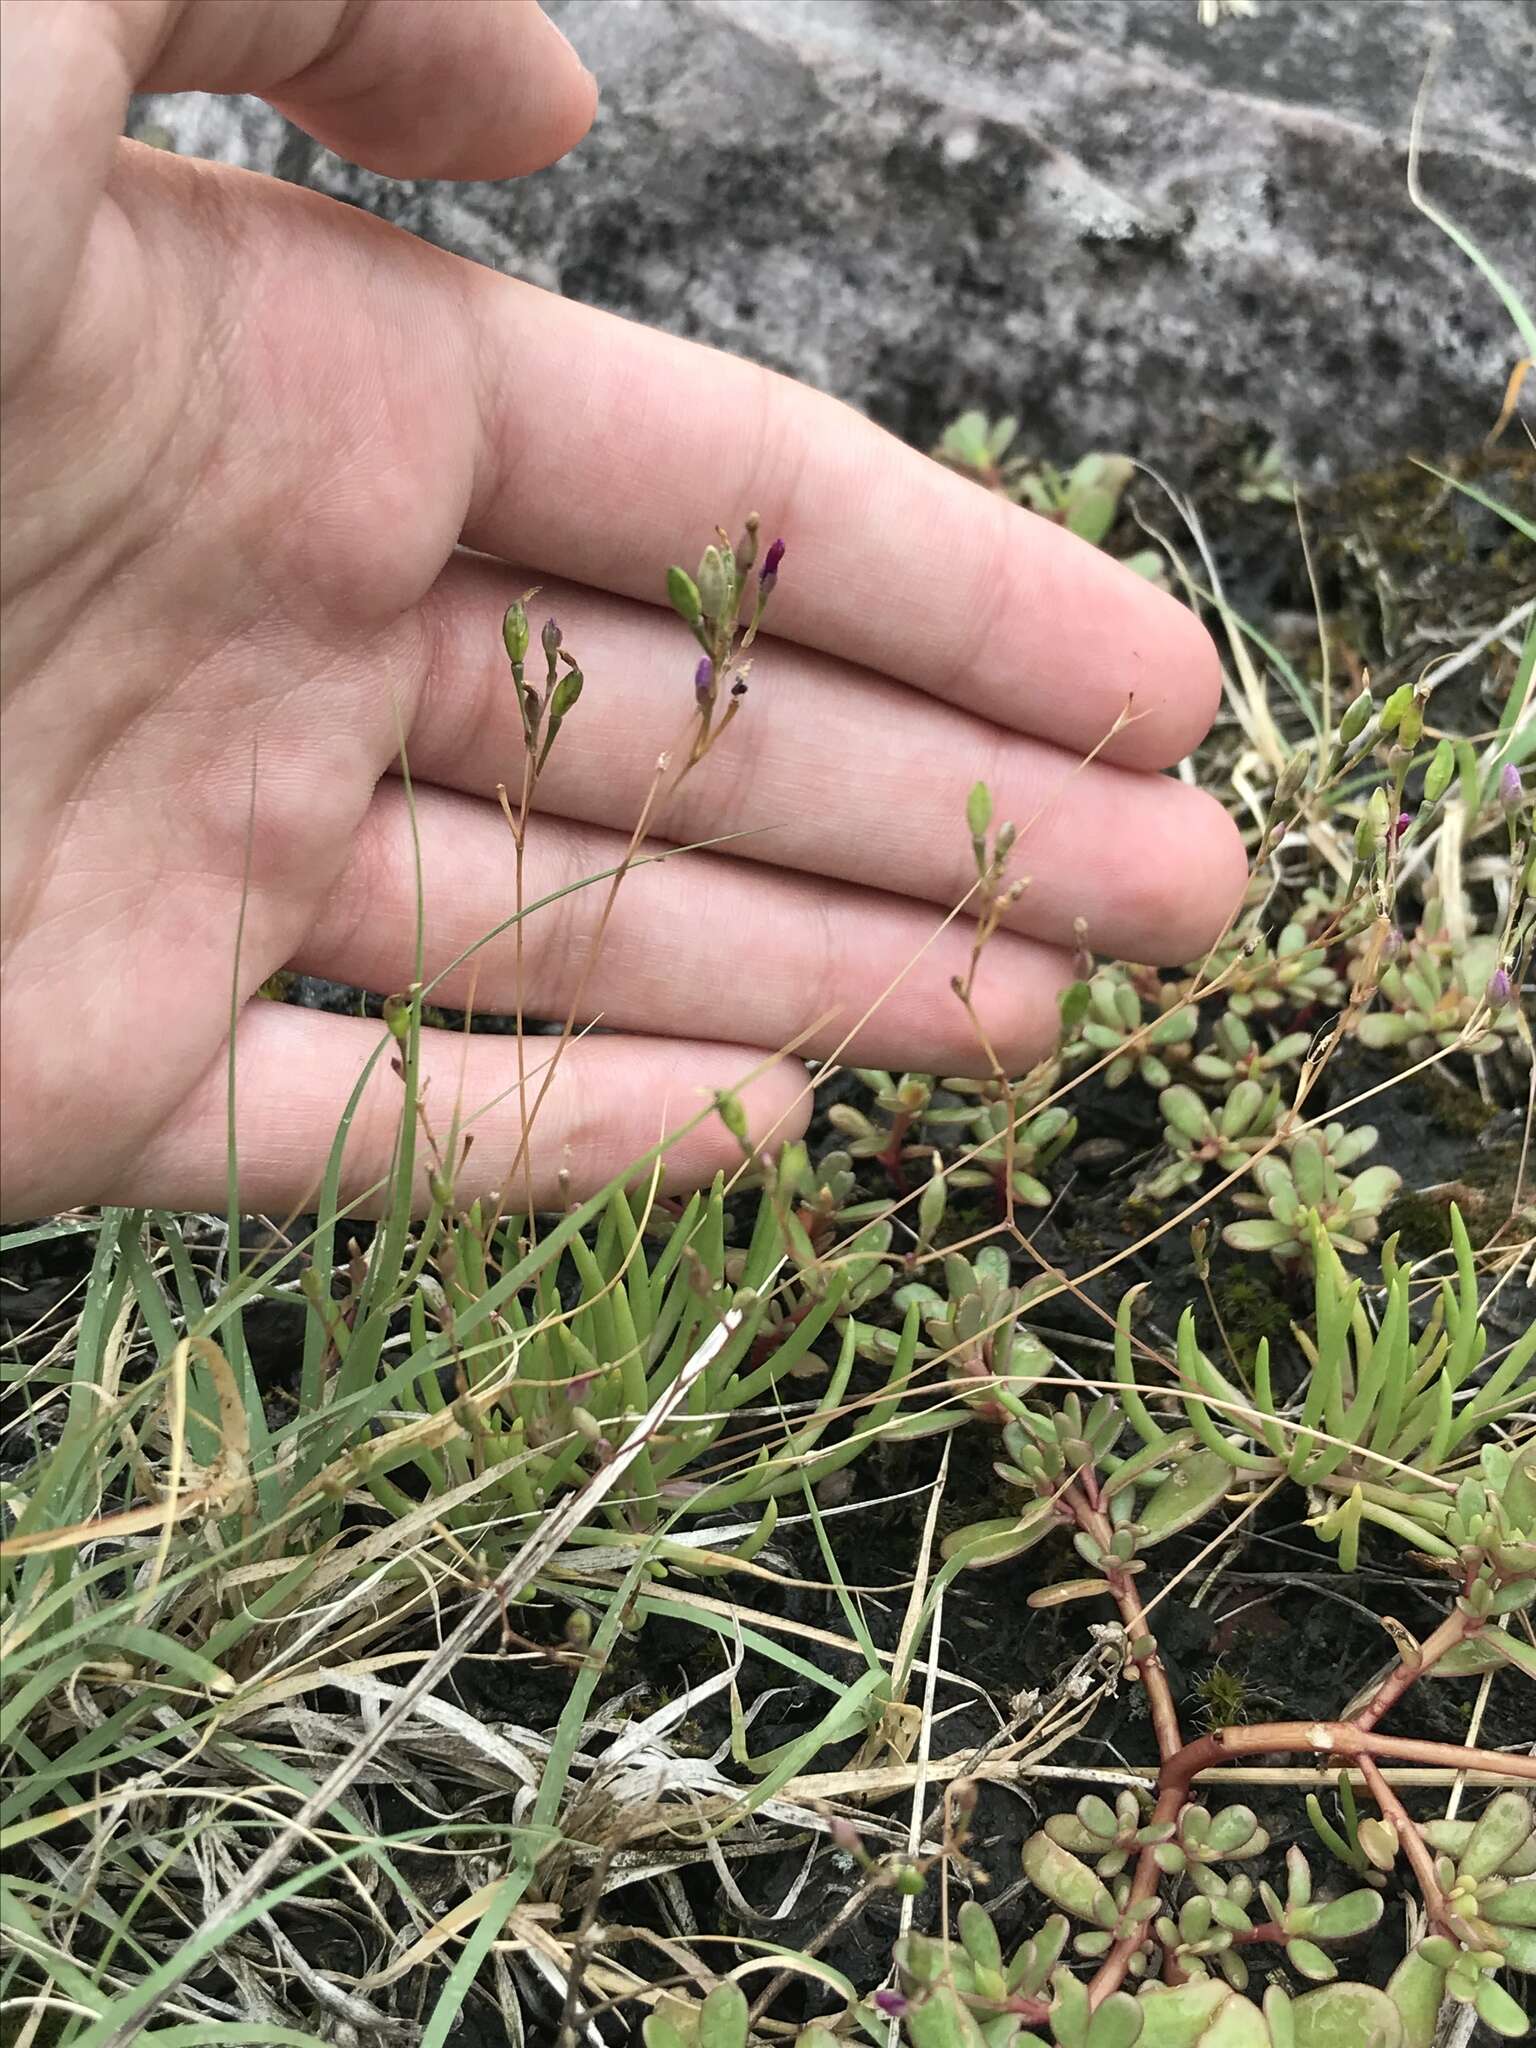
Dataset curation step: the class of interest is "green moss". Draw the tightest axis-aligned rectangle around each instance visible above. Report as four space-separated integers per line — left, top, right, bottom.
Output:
1419 1067 1498 1136
1211 1265 1293 1359
1381 1188 1456 1255
1315 447 1534 658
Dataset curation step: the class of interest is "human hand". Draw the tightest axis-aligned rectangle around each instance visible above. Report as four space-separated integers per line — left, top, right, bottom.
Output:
0 0 1245 1221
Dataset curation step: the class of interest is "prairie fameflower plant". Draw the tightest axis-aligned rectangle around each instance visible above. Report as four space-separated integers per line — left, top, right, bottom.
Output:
666 513 784 763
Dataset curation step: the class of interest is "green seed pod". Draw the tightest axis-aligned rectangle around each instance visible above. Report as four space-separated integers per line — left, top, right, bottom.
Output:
666 566 702 625
549 667 583 721
1338 686 1374 746
967 780 994 842
714 1090 751 1150
502 599 529 667
1423 737 1456 806
1379 682 1415 735
382 992 413 1040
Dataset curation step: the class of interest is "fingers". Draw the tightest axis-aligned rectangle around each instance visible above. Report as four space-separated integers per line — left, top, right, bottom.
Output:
291 782 1079 1076
121 1003 809 1216
121 0 596 178
459 274 1220 771
411 556 1248 968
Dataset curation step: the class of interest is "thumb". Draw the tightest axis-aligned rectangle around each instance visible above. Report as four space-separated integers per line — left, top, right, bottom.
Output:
2 0 593 392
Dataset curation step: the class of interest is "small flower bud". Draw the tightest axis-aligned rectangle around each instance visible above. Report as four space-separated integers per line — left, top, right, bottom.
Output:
541 617 562 661
735 512 760 577
1487 966 1513 1012
872 1990 909 2018
1501 762 1525 810
829 1816 863 1855
1390 809 1412 845
696 544 729 621
694 656 714 706
1378 682 1414 736
502 600 529 667
758 535 785 602
666 566 702 625
564 1608 592 1649
1273 749 1309 806
571 1406 604 1444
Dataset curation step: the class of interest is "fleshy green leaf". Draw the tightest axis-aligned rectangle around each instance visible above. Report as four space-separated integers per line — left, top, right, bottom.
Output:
940 1508 1056 1569
1461 1792 1535 1882
1138 1449 1234 1545
699 1982 749 2048
1384 1948 1446 2048
1472 1974 1530 2039
1131 1979 1229 2046
1021 1833 1116 1928
1291 1981 1405 2048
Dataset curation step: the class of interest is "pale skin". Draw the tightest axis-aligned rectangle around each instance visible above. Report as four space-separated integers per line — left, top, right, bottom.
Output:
0 0 1247 1221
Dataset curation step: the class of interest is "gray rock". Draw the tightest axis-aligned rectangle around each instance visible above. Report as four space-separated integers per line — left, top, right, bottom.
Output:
130 0 1535 477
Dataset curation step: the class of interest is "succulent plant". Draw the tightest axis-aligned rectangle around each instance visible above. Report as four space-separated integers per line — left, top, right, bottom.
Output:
927 1095 1078 1209
1137 1079 1284 1202
1204 920 1347 1019
1191 1011 1312 1089
1223 1122 1401 1261
1411 1790 1536 2036
1069 969 1199 1090
827 1070 936 1186
1355 930 1523 1058
1160 1212 1536 1594
882 1243 1053 1412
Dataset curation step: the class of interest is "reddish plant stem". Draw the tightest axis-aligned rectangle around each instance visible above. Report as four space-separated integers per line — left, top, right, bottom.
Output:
1356 1752 1452 1937
1351 1604 1477 1734
875 1113 913 1195
1231 1921 1288 1948
1065 1481 1183 1764
1086 1725 1536 2010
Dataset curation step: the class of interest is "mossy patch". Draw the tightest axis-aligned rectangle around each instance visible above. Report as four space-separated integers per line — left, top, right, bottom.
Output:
1210 1264 1294 1361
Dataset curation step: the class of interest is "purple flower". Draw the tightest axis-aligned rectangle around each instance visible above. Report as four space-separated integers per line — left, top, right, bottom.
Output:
1501 762 1525 809
694 656 714 705
872 1990 909 2018
1487 966 1513 1011
758 536 786 600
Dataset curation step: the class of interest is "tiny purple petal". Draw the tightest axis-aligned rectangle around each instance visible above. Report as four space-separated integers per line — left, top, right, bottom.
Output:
872 1990 909 2018
1487 967 1513 1010
1501 762 1524 808
763 537 786 576
694 656 714 704
1391 809 1413 843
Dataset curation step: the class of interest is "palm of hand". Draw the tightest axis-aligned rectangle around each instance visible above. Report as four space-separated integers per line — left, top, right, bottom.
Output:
0 1 1244 1221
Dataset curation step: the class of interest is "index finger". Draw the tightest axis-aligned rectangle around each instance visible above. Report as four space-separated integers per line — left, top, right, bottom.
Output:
461 279 1221 771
